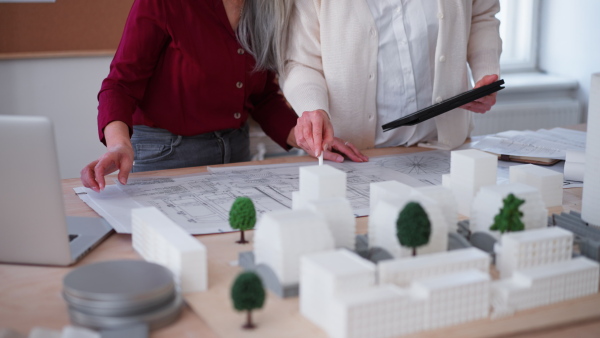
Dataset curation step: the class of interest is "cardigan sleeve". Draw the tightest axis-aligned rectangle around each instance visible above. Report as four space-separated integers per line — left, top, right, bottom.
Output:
279 0 331 119
467 0 502 83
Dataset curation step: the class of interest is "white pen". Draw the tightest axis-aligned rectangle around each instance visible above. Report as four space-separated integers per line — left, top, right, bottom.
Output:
318 151 323 166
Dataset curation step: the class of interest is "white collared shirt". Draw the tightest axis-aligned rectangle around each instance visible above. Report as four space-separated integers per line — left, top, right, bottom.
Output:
365 0 439 147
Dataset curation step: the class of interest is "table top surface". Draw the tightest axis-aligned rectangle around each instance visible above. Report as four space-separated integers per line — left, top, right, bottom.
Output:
1 144 600 338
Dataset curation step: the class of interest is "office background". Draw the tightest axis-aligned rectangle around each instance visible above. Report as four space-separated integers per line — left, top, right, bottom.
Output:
0 0 598 179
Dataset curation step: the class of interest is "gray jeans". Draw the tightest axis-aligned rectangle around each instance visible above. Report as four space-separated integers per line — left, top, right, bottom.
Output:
131 124 250 173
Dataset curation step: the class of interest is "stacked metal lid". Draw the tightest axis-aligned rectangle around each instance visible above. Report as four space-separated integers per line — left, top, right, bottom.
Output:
63 260 182 330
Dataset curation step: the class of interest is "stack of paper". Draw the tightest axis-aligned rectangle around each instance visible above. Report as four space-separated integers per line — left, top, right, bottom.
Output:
472 128 586 161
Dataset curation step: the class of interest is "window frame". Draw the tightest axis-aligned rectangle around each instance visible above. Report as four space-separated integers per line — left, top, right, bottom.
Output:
497 0 540 73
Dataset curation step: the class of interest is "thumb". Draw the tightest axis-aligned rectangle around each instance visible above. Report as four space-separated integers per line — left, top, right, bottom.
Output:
117 154 133 185
475 74 499 88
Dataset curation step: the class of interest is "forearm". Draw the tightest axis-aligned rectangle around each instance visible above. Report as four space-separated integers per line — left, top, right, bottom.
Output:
104 121 133 149
286 127 298 148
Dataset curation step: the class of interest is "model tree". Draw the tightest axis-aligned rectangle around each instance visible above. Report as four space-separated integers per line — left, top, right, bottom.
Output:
490 193 525 233
231 271 266 329
229 196 256 244
396 202 431 256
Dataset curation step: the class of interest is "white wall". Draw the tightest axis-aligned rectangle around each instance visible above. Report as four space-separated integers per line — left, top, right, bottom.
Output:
0 56 112 179
538 0 600 122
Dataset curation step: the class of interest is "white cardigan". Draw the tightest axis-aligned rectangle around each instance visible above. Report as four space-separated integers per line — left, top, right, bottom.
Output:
281 0 502 150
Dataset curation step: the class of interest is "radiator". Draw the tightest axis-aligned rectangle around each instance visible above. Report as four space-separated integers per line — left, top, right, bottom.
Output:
472 98 581 136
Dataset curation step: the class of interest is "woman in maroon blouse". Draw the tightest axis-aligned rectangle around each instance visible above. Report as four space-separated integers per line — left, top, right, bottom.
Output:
80 0 365 192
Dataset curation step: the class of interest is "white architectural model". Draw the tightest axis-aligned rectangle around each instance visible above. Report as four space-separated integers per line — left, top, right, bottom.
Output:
582 73 600 226
410 270 490 331
416 185 459 232
300 250 490 338
369 180 413 214
495 227 573 279
254 209 335 286
378 247 490 287
492 257 599 317
131 207 207 293
298 165 347 200
28 326 100 338
300 249 376 333
305 198 356 250
509 164 563 208
329 284 421 338
291 165 356 249
253 158 599 337
470 183 547 239
446 149 497 217
369 183 453 257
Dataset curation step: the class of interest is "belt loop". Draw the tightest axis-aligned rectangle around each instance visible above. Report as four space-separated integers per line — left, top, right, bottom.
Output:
172 135 183 147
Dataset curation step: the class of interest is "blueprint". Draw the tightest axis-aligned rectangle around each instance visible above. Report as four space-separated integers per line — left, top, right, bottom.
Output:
368 150 451 186
75 157 426 234
74 149 581 234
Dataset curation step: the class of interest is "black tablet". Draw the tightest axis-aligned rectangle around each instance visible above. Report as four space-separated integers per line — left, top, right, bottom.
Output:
382 79 505 132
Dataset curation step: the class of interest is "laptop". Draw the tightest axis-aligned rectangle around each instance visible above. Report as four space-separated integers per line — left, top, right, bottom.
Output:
0 115 113 266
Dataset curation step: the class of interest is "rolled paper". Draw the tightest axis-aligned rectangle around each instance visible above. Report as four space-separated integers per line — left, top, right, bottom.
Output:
564 151 585 182
582 73 600 226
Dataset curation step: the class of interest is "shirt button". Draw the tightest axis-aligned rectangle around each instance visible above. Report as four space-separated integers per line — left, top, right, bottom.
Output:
236 82 243 89
370 28 376 37
368 114 373 119
234 112 241 119
238 48 245 55
438 12 444 20
439 55 446 62
436 96 443 103
369 73 374 80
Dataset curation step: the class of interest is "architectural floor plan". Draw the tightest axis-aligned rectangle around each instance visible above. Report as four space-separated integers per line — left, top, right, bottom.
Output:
74 150 578 234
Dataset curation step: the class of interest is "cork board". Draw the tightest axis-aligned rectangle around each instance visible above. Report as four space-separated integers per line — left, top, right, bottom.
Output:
0 0 135 59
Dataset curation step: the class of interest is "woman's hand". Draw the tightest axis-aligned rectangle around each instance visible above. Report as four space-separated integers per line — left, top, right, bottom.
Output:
461 74 499 114
322 137 368 163
80 121 134 192
288 109 368 162
294 109 333 158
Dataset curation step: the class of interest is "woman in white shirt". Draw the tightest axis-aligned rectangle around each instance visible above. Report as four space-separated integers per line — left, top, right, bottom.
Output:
281 0 502 162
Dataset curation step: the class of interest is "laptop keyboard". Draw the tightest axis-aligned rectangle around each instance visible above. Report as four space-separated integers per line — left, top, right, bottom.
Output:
69 234 79 242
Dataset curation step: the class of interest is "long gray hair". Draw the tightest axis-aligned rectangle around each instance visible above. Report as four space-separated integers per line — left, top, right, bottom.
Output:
236 0 294 75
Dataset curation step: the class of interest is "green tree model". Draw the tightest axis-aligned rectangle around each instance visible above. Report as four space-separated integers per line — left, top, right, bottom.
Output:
396 202 431 256
229 197 256 244
231 271 266 329
490 193 525 233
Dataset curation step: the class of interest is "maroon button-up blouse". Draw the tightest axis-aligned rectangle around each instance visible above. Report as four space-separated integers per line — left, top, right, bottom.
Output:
97 0 297 150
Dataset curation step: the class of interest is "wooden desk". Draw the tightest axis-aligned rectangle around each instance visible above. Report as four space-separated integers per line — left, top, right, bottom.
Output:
1 146 599 337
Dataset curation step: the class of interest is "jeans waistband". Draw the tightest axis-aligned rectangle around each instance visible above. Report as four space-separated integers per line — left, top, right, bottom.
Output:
132 124 244 140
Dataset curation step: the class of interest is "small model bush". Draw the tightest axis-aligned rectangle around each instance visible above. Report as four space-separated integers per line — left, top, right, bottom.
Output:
229 196 256 244
396 202 431 256
231 271 266 329
490 193 525 233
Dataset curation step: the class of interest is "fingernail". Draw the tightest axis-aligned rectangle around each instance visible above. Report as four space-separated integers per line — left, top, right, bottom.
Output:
323 143 329 151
